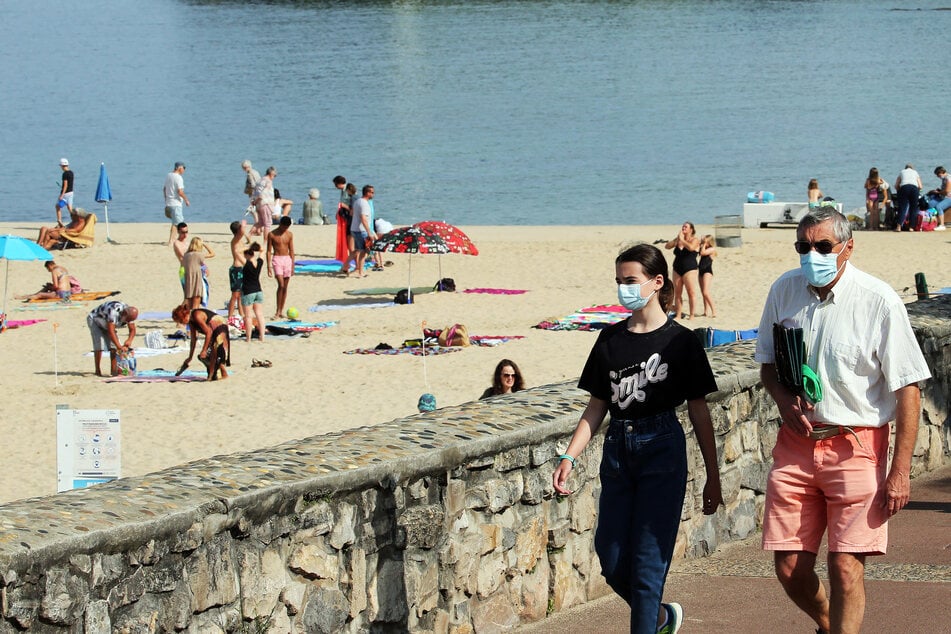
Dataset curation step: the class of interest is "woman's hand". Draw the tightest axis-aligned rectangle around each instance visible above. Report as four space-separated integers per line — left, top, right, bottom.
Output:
552 460 574 495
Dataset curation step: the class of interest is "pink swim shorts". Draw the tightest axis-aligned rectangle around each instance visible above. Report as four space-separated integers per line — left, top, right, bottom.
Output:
271 255 293 278
762 424 890 555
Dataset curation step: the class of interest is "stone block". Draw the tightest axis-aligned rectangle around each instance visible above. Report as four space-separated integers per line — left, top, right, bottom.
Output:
288 542 338 581
407 476 432 501
404 553 439 617
280 580 307 616
41 566 87 625
84 598 111 634
296 499 334 534
494 446 530 472
142 554 184 594
547 520 569 550
239 544 286 619
301 585 349 634
107 567 146 611
550 555 586 612
480 523 502 554
171 521 203 553
69 553 92 574
348 547 368 617
518 556 549 622
719 464 742 503
185 536 240 612
129 539 166 566
476 552 506 599
93 552 126 589
444 478 466 517
515 516 547 573
330 502 357 550
470 593 519 633
465 478 518 513
399 503 446 550
521 469 547 506
368 557 408 623
568 489 597 534
722 427 744 464
740 460 770 494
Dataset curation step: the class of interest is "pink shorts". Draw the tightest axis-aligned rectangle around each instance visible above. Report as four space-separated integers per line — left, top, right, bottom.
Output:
255 203 273 229
271 254 293 278
762 424 889 555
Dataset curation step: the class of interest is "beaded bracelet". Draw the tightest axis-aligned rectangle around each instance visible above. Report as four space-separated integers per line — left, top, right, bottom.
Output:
557 454 576 466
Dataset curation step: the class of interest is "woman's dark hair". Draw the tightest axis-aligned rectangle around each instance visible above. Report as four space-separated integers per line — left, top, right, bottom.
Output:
243 242 262 258
491 359 524 395
615 243 674 312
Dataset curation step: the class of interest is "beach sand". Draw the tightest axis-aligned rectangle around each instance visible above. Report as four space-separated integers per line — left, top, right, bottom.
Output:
0 221 944 505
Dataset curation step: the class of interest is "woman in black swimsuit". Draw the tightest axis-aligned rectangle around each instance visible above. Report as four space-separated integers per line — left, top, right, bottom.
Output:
664 221 701 319
698 234 717 318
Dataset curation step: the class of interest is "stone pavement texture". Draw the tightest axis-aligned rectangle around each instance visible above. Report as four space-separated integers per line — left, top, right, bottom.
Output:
518 464 951 633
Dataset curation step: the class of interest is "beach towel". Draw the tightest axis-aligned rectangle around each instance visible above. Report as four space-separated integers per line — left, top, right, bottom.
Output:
693 327 758 349
468 335 525 346
533 305 629 331
58 213 97 248
463 288 529 295
3 318 47 329
102 368 206 383
83 347 184 358
308 299 395 312
265 320 338 335
344 346 462 356
294 259 372 274
13 304 82 312
343 286 434 297
24 290 119 303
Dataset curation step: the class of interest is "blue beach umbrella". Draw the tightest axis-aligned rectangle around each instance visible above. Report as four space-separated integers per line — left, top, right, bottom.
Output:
95 162 117 244
0 235 53 332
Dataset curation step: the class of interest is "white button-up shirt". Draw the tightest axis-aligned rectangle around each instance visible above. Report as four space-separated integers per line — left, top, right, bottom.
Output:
755 262 931 428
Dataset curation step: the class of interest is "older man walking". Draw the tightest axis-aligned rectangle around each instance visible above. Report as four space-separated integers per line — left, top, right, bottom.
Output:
754 208 931 633
164 162 190 245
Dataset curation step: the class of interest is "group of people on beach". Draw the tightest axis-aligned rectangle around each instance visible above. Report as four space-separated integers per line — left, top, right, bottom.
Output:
808 163 950 232
663 221 717 322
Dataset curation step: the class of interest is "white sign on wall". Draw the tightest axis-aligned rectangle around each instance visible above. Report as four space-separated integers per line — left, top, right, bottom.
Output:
56 408 121 492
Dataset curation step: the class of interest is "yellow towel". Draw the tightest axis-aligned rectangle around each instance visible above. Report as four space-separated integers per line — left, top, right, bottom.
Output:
62 213 97 248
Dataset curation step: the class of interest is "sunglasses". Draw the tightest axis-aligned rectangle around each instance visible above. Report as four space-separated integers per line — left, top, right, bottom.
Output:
794 240 840 255
501 373 515 378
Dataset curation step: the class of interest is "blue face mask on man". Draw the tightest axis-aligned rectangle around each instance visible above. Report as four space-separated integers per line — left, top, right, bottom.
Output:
617 283 655 311
799 250 843 287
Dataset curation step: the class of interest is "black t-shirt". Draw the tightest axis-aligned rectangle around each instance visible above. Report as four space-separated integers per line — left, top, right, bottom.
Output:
241 258 263 295
62 170 74 193
578 318 717 419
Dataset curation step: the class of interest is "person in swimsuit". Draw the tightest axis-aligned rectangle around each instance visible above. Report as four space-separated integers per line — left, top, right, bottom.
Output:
16 260 79 302
863 167 889 231
172 303 230 380
227 220 250 326
698 234 717 318
807 179 823 208
664 221 701 320
266 216 295 319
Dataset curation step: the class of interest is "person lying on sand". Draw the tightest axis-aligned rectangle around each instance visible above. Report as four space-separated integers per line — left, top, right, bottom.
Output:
15 260 79 302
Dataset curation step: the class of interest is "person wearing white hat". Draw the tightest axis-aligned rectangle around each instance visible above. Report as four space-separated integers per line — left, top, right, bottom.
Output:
55 158 74 227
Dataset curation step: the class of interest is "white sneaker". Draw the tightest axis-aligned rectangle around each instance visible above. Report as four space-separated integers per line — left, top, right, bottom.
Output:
935 224 946 231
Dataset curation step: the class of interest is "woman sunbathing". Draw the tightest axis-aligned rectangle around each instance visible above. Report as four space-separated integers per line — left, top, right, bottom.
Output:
37 208 88 249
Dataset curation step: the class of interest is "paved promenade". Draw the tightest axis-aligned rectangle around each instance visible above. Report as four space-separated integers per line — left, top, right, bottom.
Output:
519 464 951 633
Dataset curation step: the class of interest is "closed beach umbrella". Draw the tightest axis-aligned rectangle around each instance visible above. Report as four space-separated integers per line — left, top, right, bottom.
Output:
95 162 117 244
371 226 450 300
0 235 53 332
412 220 478 288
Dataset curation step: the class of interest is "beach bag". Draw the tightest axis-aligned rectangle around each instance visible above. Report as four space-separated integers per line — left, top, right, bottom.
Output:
116 349 137 376
437 323 470 347
918 209 938 232
395 289 413 304
68 276 82 293
434 277 456 292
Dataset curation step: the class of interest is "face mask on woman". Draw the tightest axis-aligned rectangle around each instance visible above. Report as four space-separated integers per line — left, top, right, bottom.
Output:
617 283 655 311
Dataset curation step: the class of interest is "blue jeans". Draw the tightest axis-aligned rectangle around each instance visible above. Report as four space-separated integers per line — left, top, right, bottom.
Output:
896 184 919 228
926 194 951 214
595 410 687 634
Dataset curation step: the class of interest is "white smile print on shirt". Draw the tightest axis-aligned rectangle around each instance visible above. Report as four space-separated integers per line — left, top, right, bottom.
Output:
610 353 669 409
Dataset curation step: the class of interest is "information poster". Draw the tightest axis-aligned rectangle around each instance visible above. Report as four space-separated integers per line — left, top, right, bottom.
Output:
56 409 121 492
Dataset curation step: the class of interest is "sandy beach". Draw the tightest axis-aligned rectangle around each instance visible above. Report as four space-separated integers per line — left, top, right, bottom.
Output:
0 220 944 505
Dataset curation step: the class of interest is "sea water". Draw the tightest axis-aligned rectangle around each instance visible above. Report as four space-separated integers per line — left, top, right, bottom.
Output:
2 0 947 226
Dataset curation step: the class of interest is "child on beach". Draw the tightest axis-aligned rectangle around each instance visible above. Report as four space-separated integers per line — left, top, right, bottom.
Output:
698 234 717 318
552 243 722 634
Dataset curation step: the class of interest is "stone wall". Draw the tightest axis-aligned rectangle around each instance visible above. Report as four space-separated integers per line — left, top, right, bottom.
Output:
0 296 947 633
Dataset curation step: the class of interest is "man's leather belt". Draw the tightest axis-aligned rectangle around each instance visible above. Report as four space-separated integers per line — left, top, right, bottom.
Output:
808 424 865 447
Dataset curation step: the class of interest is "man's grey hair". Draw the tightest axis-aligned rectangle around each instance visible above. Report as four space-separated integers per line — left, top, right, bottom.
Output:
266 166 276 176
798 208 852 242
309 188 319 199
241 160 252 169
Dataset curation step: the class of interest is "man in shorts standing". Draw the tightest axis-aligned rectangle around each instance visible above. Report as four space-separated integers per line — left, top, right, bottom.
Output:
56 158 74 227
755 208 931 634
349 185 378 278
228 220 249 325
164 162 190 245
266 216 295 319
